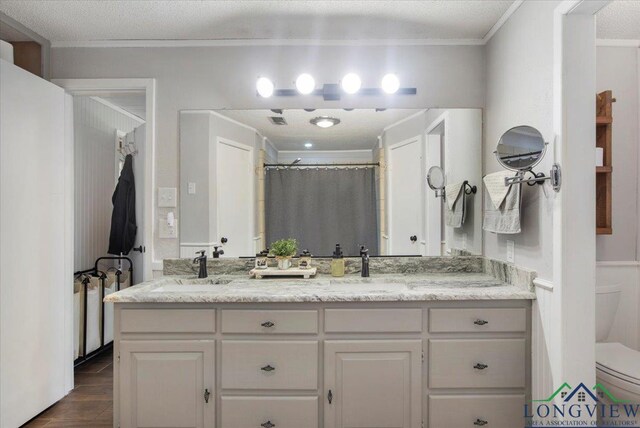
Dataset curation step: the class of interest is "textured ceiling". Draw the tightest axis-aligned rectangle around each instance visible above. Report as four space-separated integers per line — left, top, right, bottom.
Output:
217 109 422 151
597 1 640 40
0 1 514 42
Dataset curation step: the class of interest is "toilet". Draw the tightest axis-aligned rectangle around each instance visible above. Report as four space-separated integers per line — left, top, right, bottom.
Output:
595 285 640 414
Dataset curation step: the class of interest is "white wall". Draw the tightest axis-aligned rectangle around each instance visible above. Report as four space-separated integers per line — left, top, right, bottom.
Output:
50 44 485 270
596 46 639 261
594 46 640 351
484 0 560 401
73 96 142 271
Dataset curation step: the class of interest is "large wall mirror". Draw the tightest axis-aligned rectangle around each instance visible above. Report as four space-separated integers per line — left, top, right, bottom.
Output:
178 108 482 258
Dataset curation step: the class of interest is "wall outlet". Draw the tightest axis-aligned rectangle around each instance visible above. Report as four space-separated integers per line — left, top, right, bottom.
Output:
158 187 177 207
462 233 468 250
159 218 178 239
188 182 196 195
506 240 515 263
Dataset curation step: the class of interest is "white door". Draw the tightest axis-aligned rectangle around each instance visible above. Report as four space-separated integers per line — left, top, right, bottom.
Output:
388 137 424 255
124 125 145 285
119 340 215 428
425 130 443 256
0 61 70 427
216 138 254 257
324 340 422 428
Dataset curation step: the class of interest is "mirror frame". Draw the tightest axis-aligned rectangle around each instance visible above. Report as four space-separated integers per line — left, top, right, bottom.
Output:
426 165 445 190
494 125 548 172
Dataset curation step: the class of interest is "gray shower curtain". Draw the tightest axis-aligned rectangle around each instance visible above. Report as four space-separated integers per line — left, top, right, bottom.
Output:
266 168 379 257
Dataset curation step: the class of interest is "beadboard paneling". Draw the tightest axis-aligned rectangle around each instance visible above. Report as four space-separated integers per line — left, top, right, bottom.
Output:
73 96 142 271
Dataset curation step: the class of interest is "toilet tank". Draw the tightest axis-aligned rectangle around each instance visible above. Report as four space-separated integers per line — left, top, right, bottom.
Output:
596 285 621 342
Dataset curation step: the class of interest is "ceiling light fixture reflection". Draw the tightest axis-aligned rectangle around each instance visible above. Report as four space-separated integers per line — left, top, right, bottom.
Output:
381 73 400 94
256 77 274 98
341 73 361 94
295 73 316 94
310 116 340 128
304 142 313 148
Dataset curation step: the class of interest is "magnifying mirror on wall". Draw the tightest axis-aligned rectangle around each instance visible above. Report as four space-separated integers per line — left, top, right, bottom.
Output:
494 125 561 191
427 166 445 199
495 125 546 172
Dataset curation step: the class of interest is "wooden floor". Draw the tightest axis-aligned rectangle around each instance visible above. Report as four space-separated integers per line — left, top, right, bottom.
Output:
22 350 114 428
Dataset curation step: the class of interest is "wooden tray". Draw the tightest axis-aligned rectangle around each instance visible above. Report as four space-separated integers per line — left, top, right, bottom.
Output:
250 267 317 279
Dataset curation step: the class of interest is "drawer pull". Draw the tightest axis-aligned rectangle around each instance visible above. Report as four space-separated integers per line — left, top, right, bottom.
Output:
261 321 275 328
474 419 488 426
473 363 489 370
204 389 210 404
474 319 489 326
328 389 333 404
261 364 276 372
261 421 275 428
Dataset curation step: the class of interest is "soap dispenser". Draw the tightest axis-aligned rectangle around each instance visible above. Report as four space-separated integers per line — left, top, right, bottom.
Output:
331 244 345 277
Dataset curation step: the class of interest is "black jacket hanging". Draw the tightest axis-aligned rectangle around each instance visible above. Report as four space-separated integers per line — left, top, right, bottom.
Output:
108 154 137 255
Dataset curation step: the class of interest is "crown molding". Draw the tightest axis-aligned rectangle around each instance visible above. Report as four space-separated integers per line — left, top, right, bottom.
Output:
482 0 524 43
50 38 488 49
596 39 640 47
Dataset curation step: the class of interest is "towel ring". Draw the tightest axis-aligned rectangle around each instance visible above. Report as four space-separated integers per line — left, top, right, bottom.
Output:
463 181 477 195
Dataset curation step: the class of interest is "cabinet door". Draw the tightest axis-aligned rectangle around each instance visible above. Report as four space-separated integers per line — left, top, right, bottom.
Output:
324 340 422 428
119 340 215 428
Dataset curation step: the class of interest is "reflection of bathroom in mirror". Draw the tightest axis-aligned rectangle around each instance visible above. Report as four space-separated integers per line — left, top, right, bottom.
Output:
179 108 482 258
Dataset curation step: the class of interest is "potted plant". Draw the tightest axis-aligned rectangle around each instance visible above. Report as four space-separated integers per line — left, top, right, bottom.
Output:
269 238 298 270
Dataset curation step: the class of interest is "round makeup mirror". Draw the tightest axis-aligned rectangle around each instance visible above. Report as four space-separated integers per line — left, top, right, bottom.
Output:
427 166 445 190
495 125 546 171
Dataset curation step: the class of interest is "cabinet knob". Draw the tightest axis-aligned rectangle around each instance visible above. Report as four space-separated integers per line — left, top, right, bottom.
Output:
261 421 275 428
410 235 418 242
221 237 228 244
261 321 275 328
204 389 210 403
474 419 488 426
474 319 488 326
261 364 276 372
473 363 488 370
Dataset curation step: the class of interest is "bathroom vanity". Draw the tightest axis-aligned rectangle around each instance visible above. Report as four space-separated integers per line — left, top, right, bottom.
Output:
106 267 534 428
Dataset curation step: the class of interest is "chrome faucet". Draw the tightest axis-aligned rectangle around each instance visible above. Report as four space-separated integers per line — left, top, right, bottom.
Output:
193 250 207 278
360 245 370 277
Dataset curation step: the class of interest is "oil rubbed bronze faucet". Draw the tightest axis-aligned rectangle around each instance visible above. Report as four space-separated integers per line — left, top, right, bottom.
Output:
193 250 208 278
360 245 370 278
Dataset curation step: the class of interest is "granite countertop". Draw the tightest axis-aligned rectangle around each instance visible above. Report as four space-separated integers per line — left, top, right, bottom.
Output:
104 273 536 303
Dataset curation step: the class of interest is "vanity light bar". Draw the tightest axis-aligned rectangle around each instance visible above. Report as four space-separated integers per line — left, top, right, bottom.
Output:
256 76 416 100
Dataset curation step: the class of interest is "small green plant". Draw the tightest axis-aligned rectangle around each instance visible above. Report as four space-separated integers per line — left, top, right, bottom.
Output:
269 238 298 258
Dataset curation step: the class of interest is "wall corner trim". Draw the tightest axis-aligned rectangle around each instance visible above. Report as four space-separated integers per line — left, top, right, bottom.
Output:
482 0 524 43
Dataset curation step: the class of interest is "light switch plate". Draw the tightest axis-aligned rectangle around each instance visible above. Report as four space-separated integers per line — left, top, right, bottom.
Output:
506 240 515 263
159 218 178 239
188 182 196 195
158 187 177 208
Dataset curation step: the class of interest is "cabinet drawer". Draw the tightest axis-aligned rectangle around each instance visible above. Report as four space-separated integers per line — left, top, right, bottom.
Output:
429 339 525 388
120 309 216 334
222 310 318 334
429 308 526 333
324 309 422 333
221 396 318 428
221 341 318 390
429 395 525 428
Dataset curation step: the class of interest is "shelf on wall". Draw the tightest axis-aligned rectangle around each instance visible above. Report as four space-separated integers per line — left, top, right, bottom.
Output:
596 90 614 235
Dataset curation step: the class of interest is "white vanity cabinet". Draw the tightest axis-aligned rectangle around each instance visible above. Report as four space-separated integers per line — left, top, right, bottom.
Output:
113 302 530 428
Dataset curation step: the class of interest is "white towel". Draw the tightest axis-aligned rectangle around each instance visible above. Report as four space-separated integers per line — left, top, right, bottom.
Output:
445 182 464 210
483 171 514 209
483 181 522 234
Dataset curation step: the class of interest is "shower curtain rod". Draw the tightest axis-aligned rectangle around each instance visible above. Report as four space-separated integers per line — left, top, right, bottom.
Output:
264 162 380 168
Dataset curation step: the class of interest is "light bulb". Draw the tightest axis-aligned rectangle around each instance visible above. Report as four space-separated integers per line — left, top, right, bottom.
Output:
381 73 400 94
256 77 274 98
304 142 313 148
295 74 315 95
316 119 333 128
341 73 361 94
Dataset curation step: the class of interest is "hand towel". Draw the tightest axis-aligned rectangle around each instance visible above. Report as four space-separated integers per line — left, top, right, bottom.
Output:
483 181 522 234
483 171 514 209
445 182 466 228
445 182 464 210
